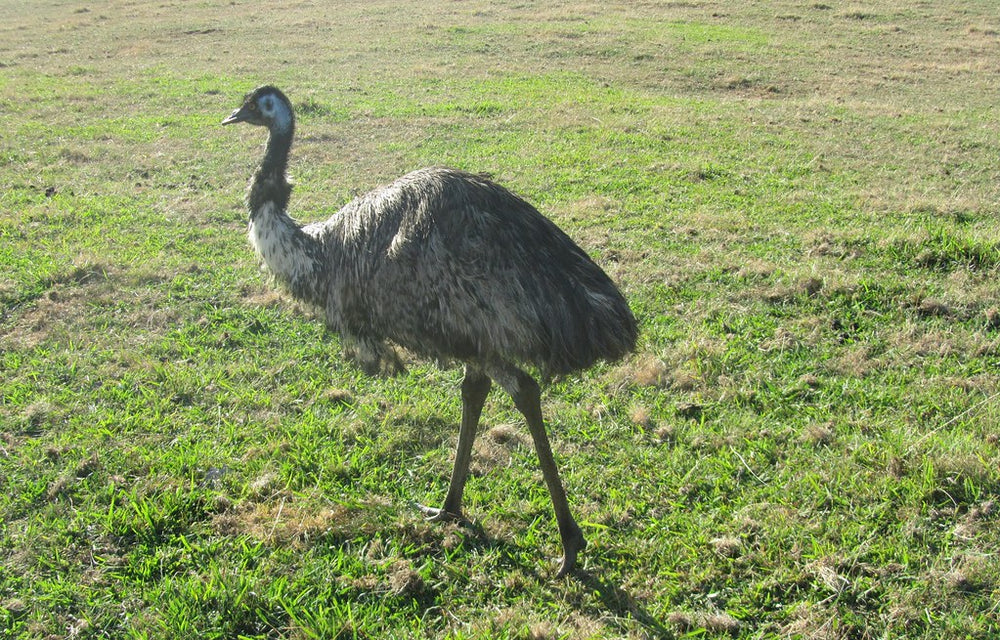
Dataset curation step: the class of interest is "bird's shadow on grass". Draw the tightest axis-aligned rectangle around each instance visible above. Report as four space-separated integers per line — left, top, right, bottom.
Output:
570 567 673 638
413 513 671 637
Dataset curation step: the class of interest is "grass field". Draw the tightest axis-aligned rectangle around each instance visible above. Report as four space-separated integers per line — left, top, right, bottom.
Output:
2 0 999 638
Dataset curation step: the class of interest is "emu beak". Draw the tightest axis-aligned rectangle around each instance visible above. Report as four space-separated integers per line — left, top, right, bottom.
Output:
221 105 248 125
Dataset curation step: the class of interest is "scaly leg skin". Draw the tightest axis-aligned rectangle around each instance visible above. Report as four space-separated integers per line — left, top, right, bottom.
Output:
500 364 587 578
419 366 491 524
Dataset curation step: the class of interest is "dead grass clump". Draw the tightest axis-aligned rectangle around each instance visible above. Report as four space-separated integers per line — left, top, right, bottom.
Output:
472 605 588 640
966 500 995 521
654 422 677 444
2 259 119 349
736 259 776 281
798 373 821 389
759 327 801 352
929 450 992 488
825 344 878 378
75 453 100 478
321 388 355 406
780 603 840 639
387 559 425 596
212 499 362 547
628 404 653 428
671 367 701 391
840 10 878 20
675 401 704 421
888 323 959 359
710 536 742 558
211 495 233 514
915 298 953 318
471 423 526 476
802 422 835 447
968 25 999 37
248 472 283 499
806 231 866 260
560 195 617 219
942 569 974 592
627 355 670 388
888 456 907 479
984 308 1000 332
47 475 75 501
666 612 696 632
721 75 782 96
800 277 824 296
758 277 823 303
667 611 741 636
45 453 101 501
487 423 522 446
936 554 992 595
522 622 561 640
22 400 58 432
760 284 797 305
242 286 285 309
704 613 742 635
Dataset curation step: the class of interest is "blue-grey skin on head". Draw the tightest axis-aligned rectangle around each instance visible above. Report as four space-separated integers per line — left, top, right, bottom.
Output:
222 85 292 129
223 86 637 577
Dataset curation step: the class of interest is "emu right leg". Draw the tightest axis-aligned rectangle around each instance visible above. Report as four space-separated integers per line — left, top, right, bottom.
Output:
489 363 586 577
420 366 491 522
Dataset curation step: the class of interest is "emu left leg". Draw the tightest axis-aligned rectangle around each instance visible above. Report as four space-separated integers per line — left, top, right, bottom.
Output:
420 365 491 522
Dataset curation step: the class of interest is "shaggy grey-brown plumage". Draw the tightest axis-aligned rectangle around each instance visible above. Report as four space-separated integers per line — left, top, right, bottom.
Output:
223 85 637 576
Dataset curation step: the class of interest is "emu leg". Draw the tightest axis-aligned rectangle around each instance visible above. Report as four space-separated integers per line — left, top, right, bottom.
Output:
420 366 491 522
506 368 586 577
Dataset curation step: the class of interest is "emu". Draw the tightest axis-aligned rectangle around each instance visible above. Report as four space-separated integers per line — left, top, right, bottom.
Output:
222 86 637 576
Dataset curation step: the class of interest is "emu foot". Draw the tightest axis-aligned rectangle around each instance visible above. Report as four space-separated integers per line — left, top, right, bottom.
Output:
412 502 467 525
555 525 588 578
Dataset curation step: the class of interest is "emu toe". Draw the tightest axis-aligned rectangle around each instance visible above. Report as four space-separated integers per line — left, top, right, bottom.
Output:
555 526 588 578
414 502 468 525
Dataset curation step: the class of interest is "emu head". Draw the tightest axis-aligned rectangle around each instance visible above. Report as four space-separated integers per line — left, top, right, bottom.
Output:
222 85 294 133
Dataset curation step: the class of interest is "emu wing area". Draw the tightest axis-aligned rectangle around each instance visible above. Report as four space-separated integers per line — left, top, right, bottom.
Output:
323 168 636 376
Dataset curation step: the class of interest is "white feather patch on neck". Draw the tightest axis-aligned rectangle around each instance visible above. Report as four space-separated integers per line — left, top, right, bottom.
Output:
248 201 314 287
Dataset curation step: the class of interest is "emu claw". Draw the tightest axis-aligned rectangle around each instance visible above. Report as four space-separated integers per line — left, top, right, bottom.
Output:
411 502 467 525
555 553 577 578
554 528 588 578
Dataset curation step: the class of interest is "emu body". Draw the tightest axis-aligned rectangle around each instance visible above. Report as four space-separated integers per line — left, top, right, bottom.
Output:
223 86 637 575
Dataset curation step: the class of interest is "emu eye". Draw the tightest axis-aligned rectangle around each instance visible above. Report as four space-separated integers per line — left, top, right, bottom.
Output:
248 102 257 111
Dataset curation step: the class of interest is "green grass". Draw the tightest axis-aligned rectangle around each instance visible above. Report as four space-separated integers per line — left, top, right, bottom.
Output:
2 1 999 638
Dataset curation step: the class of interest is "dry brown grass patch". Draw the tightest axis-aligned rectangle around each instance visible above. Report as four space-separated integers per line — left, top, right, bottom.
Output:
710 536 742 558
825 344 879 378
386 559 426 596
667 610 742 636
802 422 836 447
628 404 653 428
625 354 671 388
212 498 366 548
470 423 527 476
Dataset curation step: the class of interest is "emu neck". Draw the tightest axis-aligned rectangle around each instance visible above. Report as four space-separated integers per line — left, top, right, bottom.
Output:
249 124 294 216
246 121 325 308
